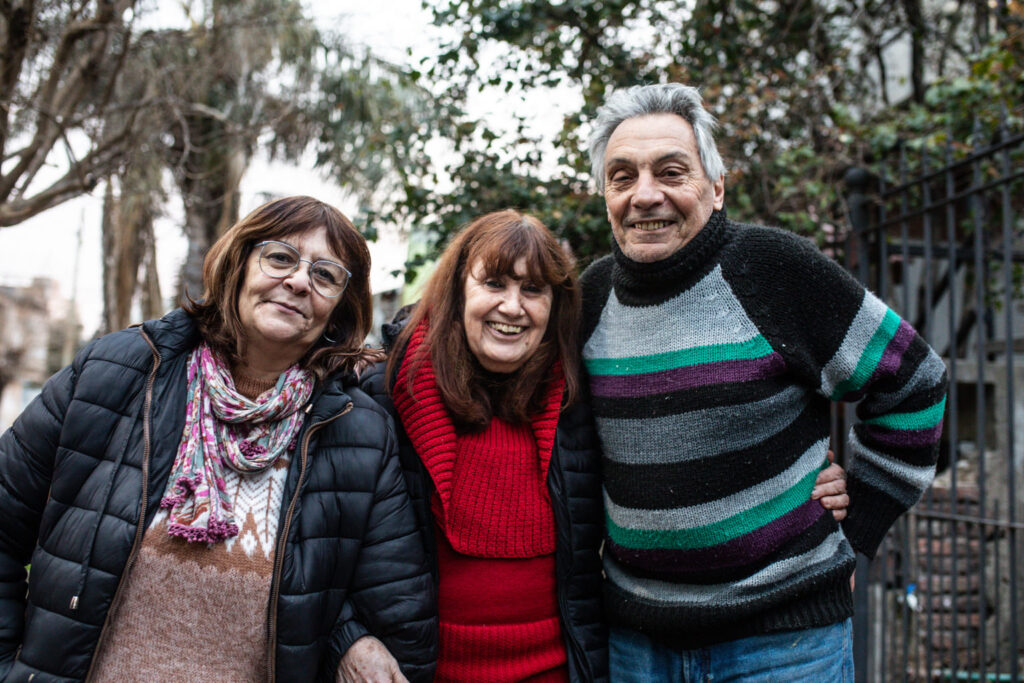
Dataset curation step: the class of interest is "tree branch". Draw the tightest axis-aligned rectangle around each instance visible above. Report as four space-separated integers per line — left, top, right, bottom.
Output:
0 0 135 201
0 118 135 226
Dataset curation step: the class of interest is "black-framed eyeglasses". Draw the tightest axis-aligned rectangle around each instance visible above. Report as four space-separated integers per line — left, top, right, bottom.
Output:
255 241 351 298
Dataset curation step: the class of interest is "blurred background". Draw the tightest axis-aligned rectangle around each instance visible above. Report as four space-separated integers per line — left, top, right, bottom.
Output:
0 3 1021 679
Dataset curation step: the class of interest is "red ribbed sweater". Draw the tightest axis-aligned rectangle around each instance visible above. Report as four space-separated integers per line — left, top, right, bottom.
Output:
393 320 569 682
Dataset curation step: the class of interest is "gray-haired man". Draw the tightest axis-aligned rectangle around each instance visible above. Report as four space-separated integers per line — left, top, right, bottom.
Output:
579 83 947 680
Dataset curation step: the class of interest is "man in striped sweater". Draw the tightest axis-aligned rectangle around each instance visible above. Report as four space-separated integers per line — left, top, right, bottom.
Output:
580 84 947 680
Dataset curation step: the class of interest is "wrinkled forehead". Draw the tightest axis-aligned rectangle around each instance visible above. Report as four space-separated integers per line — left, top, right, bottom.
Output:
605 114 700 161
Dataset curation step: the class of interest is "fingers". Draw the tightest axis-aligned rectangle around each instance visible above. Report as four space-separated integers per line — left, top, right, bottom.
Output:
812 478 847 499
817 462 847 484
818 491 849 509
338 636 403 683
817 492 849 521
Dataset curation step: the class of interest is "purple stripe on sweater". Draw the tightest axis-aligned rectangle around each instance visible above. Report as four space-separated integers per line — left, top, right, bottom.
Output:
867 320 915 386
590 353 786 398
839 322 915 402
864 421 944 448
607 500 826 579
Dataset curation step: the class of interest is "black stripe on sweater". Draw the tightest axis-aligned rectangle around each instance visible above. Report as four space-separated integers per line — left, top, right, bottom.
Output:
602 405 829 509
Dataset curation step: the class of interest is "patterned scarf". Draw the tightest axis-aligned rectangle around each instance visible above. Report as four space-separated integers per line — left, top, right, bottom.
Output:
160 343 314 543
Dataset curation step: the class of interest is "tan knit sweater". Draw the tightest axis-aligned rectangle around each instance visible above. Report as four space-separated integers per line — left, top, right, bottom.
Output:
90 374 290 681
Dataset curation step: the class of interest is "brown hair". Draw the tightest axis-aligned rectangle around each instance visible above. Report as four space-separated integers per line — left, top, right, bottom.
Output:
183 195 382 379
389 209 581 428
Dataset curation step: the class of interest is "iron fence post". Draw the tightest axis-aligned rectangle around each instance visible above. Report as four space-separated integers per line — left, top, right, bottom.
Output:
844 166 873 683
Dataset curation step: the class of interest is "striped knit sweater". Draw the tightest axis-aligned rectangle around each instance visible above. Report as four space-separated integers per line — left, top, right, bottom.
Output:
579 210 947 647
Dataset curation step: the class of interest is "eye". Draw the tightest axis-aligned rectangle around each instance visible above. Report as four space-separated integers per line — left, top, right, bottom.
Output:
609 169 633 184
483 278 504 289
522 282 545 294
312 265 338 285
267 251 296 265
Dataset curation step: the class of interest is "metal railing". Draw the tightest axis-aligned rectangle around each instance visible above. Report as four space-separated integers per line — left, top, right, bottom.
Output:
843 110 1023 682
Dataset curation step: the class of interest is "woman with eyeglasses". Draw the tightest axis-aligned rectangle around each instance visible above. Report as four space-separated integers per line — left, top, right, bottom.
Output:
0 196 436 682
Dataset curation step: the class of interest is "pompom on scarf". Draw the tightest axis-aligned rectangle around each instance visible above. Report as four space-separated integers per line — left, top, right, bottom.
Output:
160 343 313 543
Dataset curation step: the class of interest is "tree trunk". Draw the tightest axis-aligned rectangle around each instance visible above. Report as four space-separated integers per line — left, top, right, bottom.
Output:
900 0 927 103
101 176 159 333
140 223 164 319
176 145 246 302
100 182 119 335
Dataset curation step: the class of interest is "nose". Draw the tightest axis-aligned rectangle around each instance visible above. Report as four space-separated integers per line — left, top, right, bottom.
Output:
497 287 524 317
631 170 664 209
283 261 313 295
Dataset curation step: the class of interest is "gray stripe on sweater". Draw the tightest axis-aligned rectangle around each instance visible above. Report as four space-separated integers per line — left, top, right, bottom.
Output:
849 432 937 493
819 291 886 396
863 351 947 414
598 385 809 465
604 438 829 530
604 529 852 607
583 265 761 361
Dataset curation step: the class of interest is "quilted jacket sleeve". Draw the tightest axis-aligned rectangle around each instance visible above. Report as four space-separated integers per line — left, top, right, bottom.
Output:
0 360 78 677
332 419 438 682
358 362 435 568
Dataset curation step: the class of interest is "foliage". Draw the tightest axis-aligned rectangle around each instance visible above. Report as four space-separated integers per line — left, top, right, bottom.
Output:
862 28 1024 154
395 0 1021 275
858 27 1024 315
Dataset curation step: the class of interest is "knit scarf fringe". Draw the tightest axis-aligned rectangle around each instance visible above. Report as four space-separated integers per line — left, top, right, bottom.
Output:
160 343 313 543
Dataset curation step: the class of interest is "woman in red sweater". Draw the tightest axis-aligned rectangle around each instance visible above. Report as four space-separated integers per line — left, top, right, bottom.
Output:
355 210 850 682
387 210 592 682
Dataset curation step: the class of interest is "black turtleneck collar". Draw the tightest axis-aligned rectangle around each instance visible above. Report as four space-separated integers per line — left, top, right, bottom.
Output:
611 209 730 304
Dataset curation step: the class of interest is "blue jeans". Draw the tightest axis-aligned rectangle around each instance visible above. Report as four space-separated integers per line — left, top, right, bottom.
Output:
608 619 854 682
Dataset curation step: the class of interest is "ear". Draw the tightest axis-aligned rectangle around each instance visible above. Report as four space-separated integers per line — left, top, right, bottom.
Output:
712 175 725 210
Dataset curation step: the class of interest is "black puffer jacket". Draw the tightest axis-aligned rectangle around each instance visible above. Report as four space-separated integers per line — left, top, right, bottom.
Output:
0 309 437 683
361 316 609 682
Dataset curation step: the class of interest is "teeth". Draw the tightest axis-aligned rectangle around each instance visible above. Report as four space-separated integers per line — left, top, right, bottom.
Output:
634 221 671 231
487 322 525 334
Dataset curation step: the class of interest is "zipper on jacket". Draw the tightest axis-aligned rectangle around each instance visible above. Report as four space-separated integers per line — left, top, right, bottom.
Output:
265 400 353 683
84 329 162 682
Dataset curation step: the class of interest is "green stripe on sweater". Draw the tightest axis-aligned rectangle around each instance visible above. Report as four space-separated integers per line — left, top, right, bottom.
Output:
605 467 819 550
830 308 901 400
864 395 947 430
584 335 774 376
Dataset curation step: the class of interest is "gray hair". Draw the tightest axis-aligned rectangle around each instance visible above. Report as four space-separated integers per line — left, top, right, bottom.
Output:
588 83 726 192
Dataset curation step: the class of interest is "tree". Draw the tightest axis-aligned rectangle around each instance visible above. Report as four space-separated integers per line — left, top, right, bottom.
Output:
101 161 163 332
96 0 432 329
396 0 1020 273
0 0 147 226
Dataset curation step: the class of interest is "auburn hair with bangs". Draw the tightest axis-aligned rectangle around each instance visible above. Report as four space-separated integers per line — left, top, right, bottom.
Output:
183 195 383 379
390 209 581 428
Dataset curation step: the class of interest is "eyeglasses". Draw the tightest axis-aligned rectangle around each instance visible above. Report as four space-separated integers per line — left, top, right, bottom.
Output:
255 241 351 298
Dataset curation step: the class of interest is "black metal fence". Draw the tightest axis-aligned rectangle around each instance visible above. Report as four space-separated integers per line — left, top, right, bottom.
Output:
842 112 1024 682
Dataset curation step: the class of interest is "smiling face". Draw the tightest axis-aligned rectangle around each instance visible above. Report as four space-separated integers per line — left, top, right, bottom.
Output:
462 257 553 374
237 225 342 370
604 113 725 263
